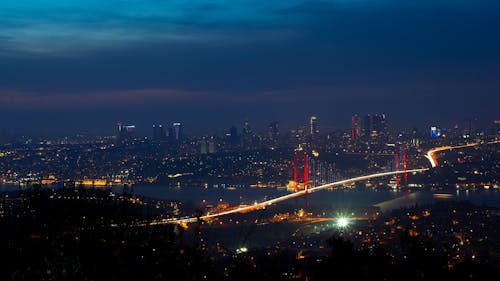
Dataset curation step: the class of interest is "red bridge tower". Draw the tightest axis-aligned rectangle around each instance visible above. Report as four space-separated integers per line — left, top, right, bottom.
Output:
293 151 309 193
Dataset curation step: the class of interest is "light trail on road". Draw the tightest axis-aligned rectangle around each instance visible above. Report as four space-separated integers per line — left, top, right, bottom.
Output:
135 140 500 226
424 140 499 167
147 168 428 225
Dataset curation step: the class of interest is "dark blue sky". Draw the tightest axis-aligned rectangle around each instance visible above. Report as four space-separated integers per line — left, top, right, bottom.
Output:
0 0 499 138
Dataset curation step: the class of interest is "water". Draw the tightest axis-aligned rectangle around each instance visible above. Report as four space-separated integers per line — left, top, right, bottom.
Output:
2 184 500 212
127 185 289 205
128 185 500 212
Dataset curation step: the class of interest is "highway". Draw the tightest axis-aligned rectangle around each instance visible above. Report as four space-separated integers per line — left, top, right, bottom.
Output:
424 140 499 167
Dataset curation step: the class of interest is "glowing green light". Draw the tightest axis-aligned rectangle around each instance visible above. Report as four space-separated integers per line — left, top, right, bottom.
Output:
337 218 349 228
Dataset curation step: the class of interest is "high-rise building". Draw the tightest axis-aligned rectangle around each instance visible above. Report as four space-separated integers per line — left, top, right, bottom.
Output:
268 121 280 142
116 123 135 140
242 119 253 148
310 116 319 138
170 122 183 142
351 114 361 140
364 114 388 139
200 140 208 154
208 139 216 154
411 128 421 148
430 126 439 138
200 136 216 154
228 126 239 147
153 124 165 141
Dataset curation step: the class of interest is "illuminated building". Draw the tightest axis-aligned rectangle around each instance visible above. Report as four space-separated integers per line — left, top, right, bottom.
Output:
116 122 135 140
173 122 182 141
169 122 183 142
430 126 439 138
201 136 216 154
411 128 421 148
242 119 253 148
351 114 361 140
153 124 165 141
208 140 216 154
310 116 319 138
268 121 279 146
364 114 387 140
200 140 208 154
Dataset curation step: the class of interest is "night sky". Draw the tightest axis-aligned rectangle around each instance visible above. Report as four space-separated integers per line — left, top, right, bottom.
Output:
0 0 499 138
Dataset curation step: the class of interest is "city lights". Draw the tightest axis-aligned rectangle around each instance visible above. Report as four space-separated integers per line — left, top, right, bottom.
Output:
1 0 498 278
236 247 248 254
336 217 349 228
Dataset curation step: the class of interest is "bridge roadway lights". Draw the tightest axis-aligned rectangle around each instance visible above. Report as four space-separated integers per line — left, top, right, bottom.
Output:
144 141 499 226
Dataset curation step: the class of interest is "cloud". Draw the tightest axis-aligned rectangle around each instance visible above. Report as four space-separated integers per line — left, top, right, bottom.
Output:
0 0 302 55
0 83 406 111
2 0 499 58
0 0 498 130
0 88 212 109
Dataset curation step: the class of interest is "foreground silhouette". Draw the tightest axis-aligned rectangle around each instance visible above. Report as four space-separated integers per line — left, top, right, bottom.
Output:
0 188 498 280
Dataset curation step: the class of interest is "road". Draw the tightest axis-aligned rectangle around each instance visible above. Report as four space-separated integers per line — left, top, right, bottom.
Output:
148 168 428 225
143 139 499 225
424 140 499 167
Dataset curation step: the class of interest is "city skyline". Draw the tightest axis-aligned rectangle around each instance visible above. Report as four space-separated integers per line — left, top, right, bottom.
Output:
0 113 494 141
0 0 499 138
1 2 499 280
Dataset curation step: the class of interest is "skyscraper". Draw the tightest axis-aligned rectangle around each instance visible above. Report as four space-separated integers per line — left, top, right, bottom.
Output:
310 116 319 138
228 126 239 147
200 136 216 154
430 126 439 138
153 124 165 141
208 139 216 154
242 119 253 148
200 140 208 154
172 122 183 142
116 123 135 140
268 121 280 142
351 114 361 140
364 114 388 140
